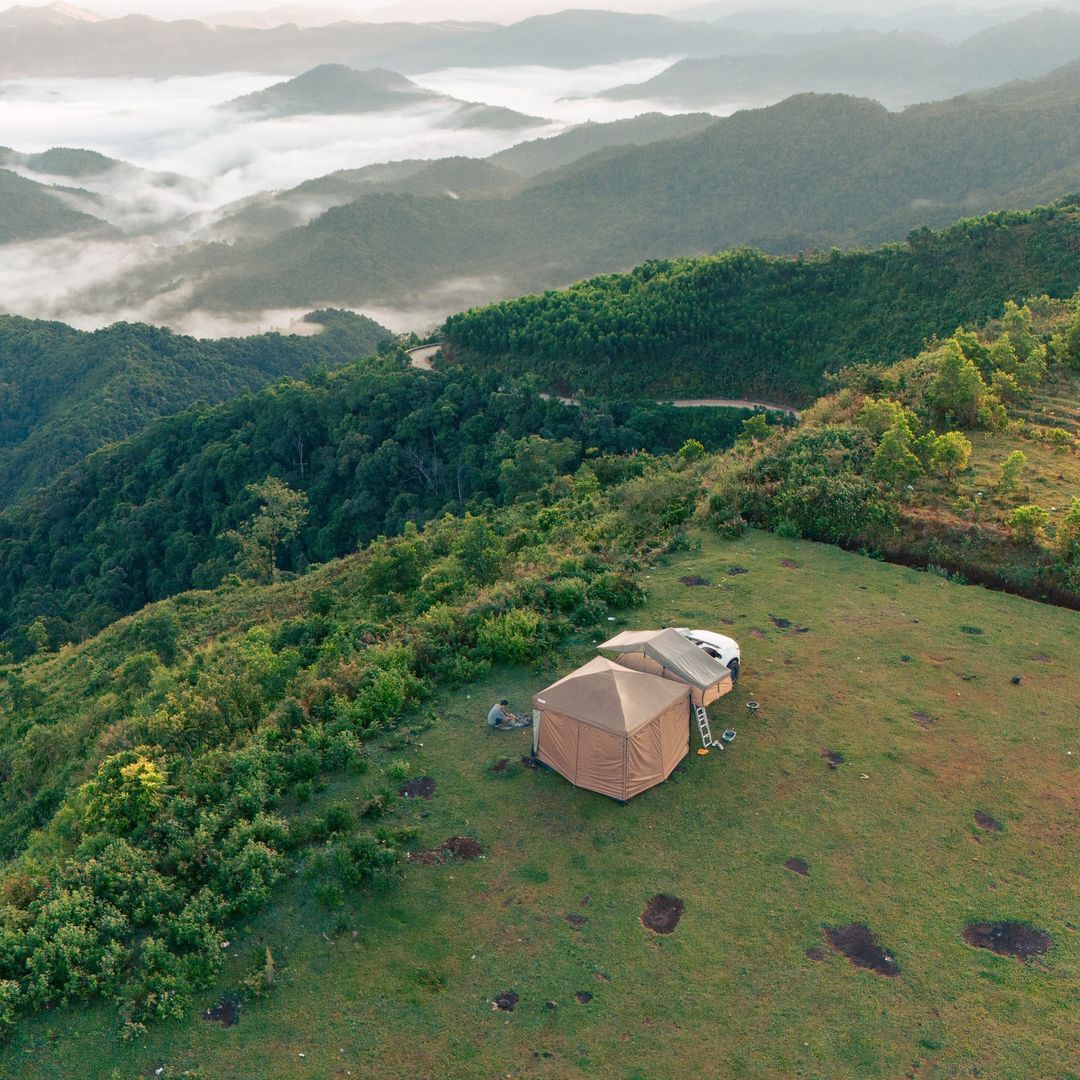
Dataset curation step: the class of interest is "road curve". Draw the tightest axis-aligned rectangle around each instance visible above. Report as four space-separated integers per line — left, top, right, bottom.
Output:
406 344 799 417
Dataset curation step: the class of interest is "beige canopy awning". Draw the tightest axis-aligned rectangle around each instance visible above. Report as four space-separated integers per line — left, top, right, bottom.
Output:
531 656 691 800
599 628 733 707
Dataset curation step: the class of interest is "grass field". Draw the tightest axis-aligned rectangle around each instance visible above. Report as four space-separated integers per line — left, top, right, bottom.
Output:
3 531 1078 1080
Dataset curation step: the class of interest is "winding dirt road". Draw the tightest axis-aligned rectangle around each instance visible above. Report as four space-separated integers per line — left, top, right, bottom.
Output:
405 344 799 416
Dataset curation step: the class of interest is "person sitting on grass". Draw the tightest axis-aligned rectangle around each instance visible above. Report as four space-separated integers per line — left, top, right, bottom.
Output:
487 699 520 729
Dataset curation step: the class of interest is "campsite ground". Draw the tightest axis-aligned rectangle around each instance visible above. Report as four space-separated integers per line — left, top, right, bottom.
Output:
4 531 1078 1079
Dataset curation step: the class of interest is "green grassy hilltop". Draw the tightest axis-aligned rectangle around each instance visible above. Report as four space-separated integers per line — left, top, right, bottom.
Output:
4 530 1076 1079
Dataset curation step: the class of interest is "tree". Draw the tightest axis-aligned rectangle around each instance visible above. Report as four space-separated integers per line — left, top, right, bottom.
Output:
998 450 1027 493
1006 504 1049 545
85 750 167 835
1001 300 1039 361
927 340 989 428
871 425 923 489
1055 497 1080 565
225 478 309 583
930 431 972 480
737 414 772 444
857 397 916 439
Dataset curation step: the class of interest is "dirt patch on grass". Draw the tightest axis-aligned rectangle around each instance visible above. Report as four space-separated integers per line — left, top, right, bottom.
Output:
492 990 519 1012
974 810 1003 832
749 628 767 640
491 759 509 774
641 894 684 934
564 913 588 929
780 558 800 569
203 994 240 1027
964 921 1052 960
769 615 793 629
442 836 482 859
521 755 541 770
680 575 711 587
805 946 826 962
912 711 935 729
821 749 844 769
575 991 593 1004
824 924 900 976
409 836 483 865
784 857 809 876
399 776 436 800
727 566 749 576
1031 654 1052 663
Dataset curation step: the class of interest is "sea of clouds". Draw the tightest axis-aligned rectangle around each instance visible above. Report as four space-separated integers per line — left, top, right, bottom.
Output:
0 58 737 335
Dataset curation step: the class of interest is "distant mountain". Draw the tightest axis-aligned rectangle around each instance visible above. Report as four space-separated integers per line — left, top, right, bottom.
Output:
0 167 108 243
0 309 391 509
0 145 120 179
203 4 361 28
210 113 714 243
224 65 546 130
172 61 1080 319
0 2 100 26
679 2 1034 40
0 9 898 78
601 10 1080 109
488 111 717 178
0 15 478 78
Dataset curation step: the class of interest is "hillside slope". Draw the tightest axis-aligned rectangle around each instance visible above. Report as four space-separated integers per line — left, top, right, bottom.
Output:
1 526 1076 1078
187 68 1080 316
444 203 1080 402
0 168 107 243
0 310 391 509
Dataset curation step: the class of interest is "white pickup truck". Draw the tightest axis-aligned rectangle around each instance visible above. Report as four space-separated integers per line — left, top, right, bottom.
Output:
675 628 741 682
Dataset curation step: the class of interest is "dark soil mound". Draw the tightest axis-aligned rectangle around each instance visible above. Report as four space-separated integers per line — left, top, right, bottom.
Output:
492 990 518 1011
974 810 1003 832
780 558 800 569
805 946 826 962
203 993 240 1027
575 991 593 1004
680 575 710 587
963 921 1051 960
912 711 935 729
727 566 749 576
564 913 588 928
409 835 483 865
442 836 482 859
749 628 766 639
784 857 809 876
770 615 792 629
821 749 844 769
399 776 436 800
824 924 900 976
490 759 509 774
641 894 684 934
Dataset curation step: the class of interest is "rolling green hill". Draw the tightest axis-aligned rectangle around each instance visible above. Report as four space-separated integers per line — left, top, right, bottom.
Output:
0 310 391 510
0 354 757 656
0 168 107 243
444 203 1080 403
188 64 1080 317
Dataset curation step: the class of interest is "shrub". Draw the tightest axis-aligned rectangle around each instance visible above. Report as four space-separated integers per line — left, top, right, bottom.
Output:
998 450 1027 493
477 609 542 663
1006 504 1050 545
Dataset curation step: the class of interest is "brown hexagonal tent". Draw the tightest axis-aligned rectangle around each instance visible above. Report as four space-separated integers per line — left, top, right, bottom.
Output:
531 656 691 801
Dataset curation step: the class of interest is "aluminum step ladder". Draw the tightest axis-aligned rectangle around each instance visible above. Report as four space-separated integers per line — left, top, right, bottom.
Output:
696 704 722 750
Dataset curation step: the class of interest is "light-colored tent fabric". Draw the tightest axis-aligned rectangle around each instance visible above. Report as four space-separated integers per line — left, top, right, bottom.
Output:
599 628 733 707
531 656 690 801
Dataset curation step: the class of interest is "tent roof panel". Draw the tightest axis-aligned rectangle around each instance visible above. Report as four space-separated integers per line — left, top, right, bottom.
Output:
599 628 733 692
532 655 689 735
